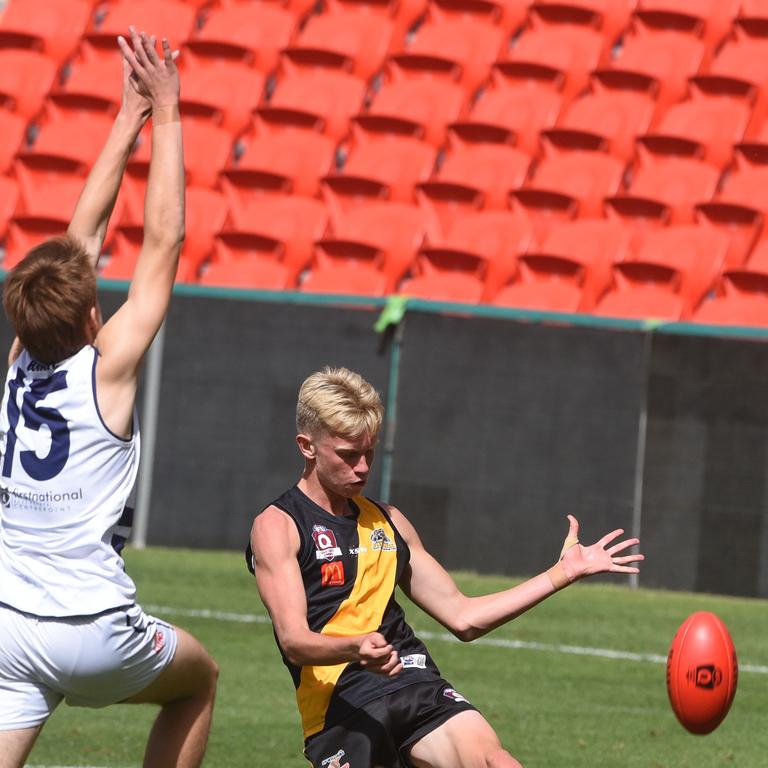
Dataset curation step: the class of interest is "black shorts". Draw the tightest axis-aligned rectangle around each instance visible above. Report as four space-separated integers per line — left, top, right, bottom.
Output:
303 679 478 768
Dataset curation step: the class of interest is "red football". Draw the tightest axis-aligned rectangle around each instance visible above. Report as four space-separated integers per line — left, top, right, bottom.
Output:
666 611 738 735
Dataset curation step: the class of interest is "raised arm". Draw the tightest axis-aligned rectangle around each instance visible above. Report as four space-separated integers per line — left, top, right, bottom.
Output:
94 28 183 436
66 53 151 264
394 508 643 642
251 506 402 676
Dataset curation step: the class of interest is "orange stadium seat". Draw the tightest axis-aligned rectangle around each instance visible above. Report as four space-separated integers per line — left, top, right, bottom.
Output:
696 155 768 267
198 256 292 290
689 19 768 126
0 0 92 63
358 76 468 147
128 120 234 189
388 15 507 93
741 0 768 21
255 68 367 141
503 218 634 309
606 152 721 229
182 187 231 270
82 1 197 63
103 227 198 282
416 142 532 239
300 260 389 296
220 129 336 211
597 14 707 112
491 253 588 312
47 58 122 119
3 217 66 270
0 50 58 121
639 98 752 170
399 249 489 303
495 19 607 105
637 0 741 50
419 209 533 297
627 225 731 312
428 0 529 35
450 79 563 156
530 0 634 44
184 2 297 74
15 114 114 185
0 175 20 238
0 111 27 174
510 151 626 240
316 201 428 290
746 239 768 270
541 79 658 161
218 195 329 284
281 10 395 80
325 0 428 40
178 59 266 135
593 262 687 321
321 131 437 216
692 268 768 326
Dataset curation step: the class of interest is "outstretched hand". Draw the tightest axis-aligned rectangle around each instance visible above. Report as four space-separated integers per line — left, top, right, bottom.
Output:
559 515 644 583
117 26 179 110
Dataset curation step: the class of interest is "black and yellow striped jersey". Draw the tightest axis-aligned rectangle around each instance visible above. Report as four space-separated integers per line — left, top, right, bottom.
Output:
247 485 443 739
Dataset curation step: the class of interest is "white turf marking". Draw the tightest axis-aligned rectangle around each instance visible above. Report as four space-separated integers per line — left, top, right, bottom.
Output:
145 604 768 675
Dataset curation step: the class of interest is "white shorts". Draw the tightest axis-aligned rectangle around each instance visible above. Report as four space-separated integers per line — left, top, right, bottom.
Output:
0 602 178 730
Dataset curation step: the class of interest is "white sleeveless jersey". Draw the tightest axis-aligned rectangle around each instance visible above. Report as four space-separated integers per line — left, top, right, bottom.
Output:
0 345 140 616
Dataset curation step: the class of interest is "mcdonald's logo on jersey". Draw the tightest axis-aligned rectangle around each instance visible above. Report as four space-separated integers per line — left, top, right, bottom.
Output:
321 561 345 587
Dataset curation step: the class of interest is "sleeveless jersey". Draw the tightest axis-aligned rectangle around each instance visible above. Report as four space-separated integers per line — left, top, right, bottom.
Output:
0 345 139 617
247 486 443 739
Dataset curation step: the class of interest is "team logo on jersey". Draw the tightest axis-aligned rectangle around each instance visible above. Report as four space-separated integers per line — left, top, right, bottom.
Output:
401 653 427 669
443 687 469 704
0 485 10 507
312 525 342 561
321 750 350 768
370 528 396 551
321 561 345 587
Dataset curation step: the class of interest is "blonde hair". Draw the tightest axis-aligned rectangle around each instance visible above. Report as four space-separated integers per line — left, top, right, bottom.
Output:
297 367 384 440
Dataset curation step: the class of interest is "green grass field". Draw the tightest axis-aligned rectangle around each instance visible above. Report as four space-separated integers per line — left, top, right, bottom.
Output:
25 547 768 768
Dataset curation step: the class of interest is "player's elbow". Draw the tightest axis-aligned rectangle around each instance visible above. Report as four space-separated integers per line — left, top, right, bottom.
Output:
448 618 483 643
279 637 310 667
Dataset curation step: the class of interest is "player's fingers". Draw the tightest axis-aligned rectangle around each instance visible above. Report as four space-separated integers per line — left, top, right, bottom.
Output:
611 565 640 574
117 35 142 73
613 553 644 565
566 514 579 537
607 537 640 556
140 31 162 65
162 38 177 67
597 528 624 549
386 661 403 677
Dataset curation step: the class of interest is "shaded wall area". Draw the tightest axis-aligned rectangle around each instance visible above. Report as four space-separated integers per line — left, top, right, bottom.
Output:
1 282 767 596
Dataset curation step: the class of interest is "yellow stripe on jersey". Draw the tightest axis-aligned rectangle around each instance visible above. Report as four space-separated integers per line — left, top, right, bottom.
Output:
297 497 399 738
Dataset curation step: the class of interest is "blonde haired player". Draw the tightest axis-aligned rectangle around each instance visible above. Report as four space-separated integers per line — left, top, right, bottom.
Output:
248 366 644 767
0 28 217 768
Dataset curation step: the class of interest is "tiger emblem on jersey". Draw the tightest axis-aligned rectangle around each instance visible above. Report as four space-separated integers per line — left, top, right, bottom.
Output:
370 527 396 551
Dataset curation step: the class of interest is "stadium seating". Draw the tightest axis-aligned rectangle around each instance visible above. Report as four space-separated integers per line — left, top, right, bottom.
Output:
325 0 428 40
3 217 67 270
494 218 634 309
388 15 507 93
82 1 197 63
0 0 92 63
0 175 20 239
636 0 741 50
255 68 367 141
0 110 27 174
450 77 563 156
359 76 468 146
416 142 532 239
0 50 58 121
300 260 389 296
428 0 529 36
47 58 123 119
281 10 395 80
530 0 634 45
495 18 607 105
219 129 336 211
183 2 298 74
178 59 266 134
692 268 768 325
418 209 533 298
491 253 588 312
218 195 329 285
593 262 687 321
398 248 490 303
315 201 428 290
511 151 626 240
321 131 437 216
198 251 293 290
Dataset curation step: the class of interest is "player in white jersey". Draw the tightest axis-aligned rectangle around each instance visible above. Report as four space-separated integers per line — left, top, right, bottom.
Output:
0 28 218 768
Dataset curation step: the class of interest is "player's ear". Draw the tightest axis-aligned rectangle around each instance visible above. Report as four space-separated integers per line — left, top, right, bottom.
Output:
296 433 316 460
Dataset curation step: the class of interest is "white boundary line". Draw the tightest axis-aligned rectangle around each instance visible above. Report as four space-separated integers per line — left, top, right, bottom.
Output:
145 604 768 675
